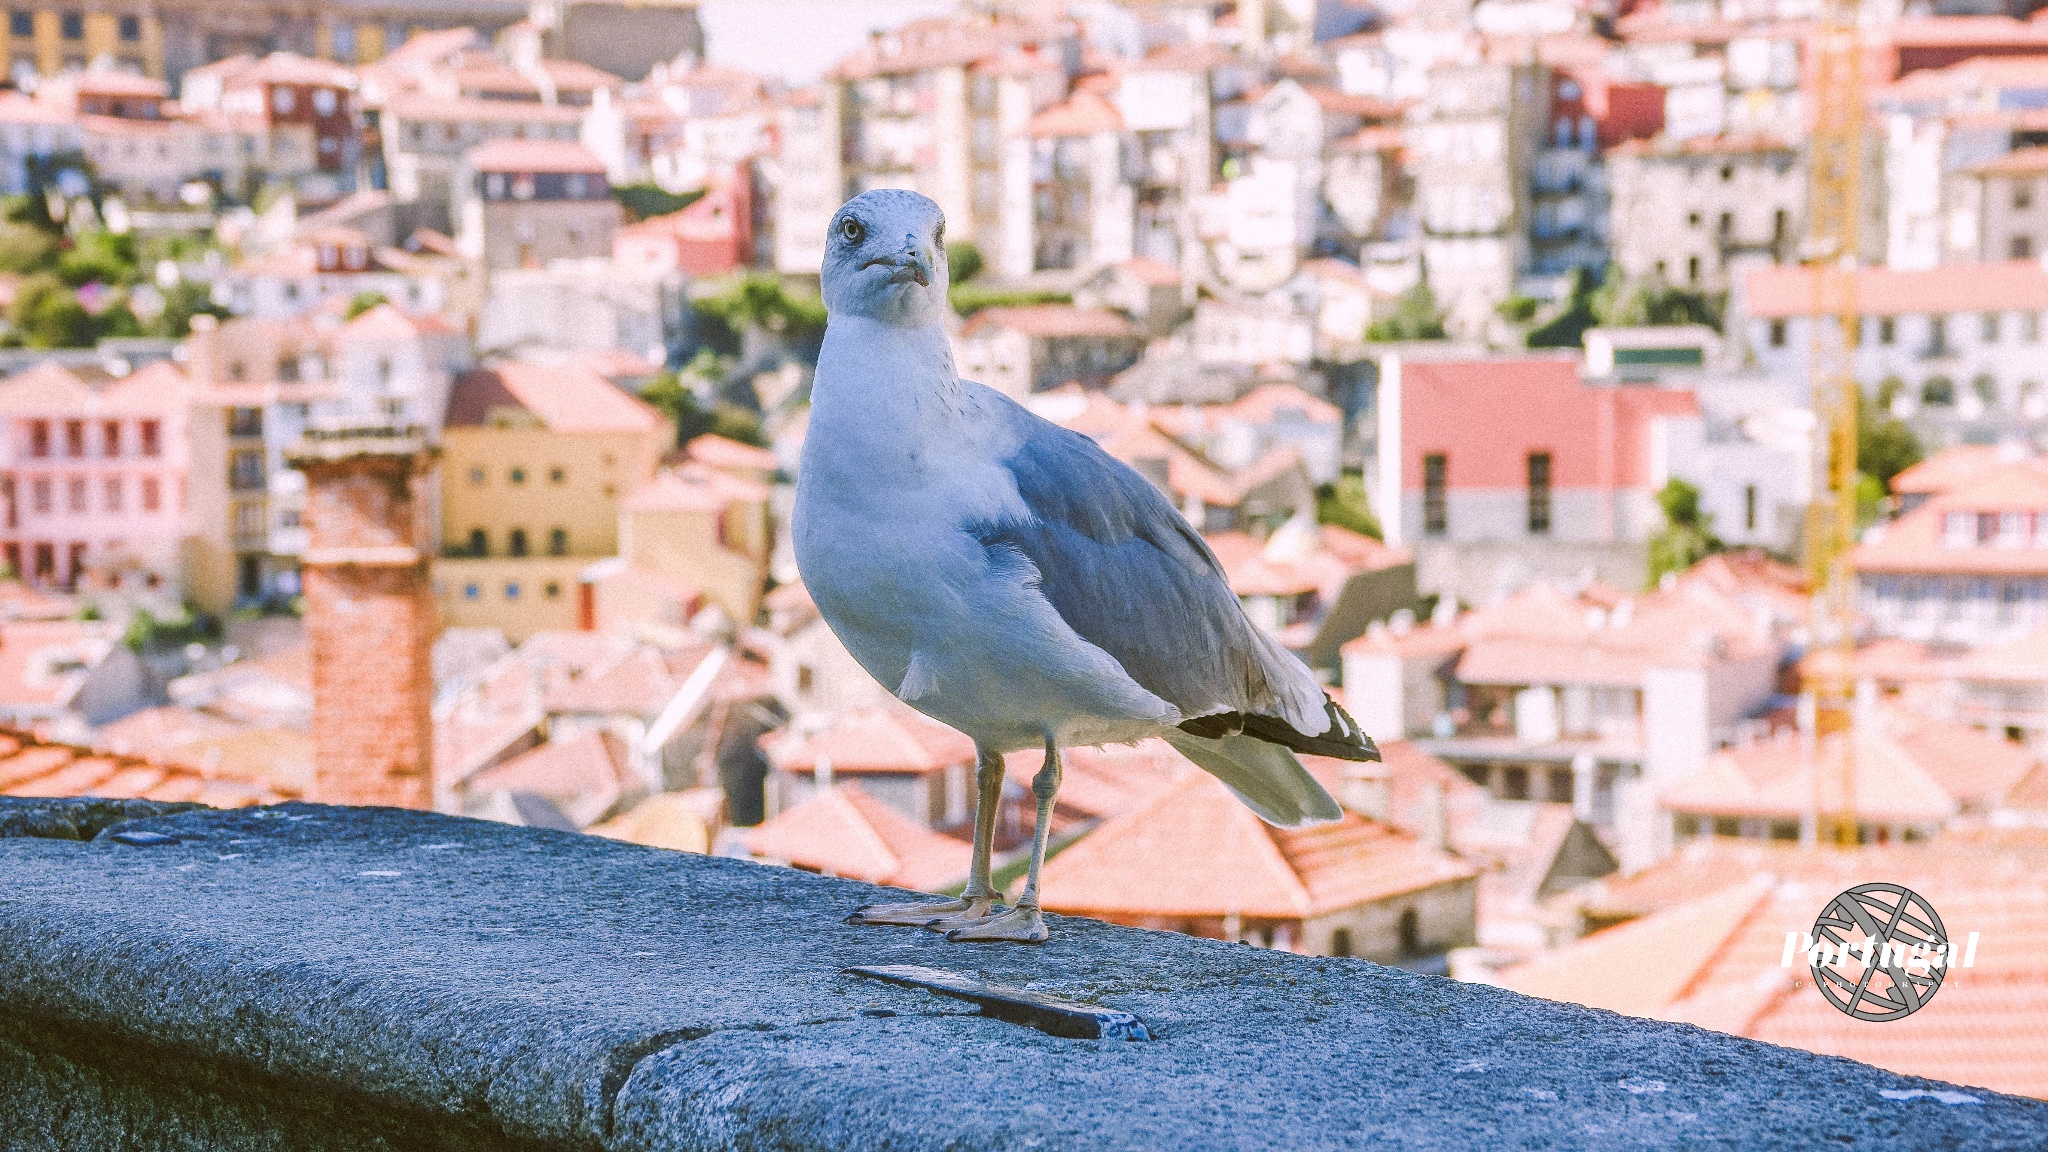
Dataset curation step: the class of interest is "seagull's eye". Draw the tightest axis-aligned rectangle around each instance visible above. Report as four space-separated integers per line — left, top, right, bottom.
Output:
839 217 865 245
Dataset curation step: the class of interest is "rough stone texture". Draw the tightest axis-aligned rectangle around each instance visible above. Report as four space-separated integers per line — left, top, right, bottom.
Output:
0 796 200 841
0 800 2042 1151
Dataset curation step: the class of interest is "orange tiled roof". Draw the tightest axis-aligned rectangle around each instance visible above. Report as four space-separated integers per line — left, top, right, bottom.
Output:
1661 708 2038 824
621 462 770 515
684 434 779 474
1040 771 1479 921
1 726 293 807
1506 839 2048 1098
1027 90 1124 137
465 138 607 175
1856 459 2048 576
446 361 666 434
464 729 633 828
745 781 971 891
1747 260 2048 319
1892 445 2011 497
761 702 976 776
1004 738 1191 822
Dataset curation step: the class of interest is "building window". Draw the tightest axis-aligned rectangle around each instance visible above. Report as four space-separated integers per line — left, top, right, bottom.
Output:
1526 452 1552 535
1744 484 1757 531
1942 512 1974 548
1878 317 1895 344
1929 315 1949 355
140 477 159 512
228 407 262 437
509 467 526 485
28 420 48 458
31 478 51 514
1767 319 1786 348
118 14 140 41
1397 908 1420 956
549 467 565 484
548 528 567 556
140 421 160 456
102 421 121 457
508 528 528 557
1330 928 1353 958
2014 236 2034 260
59 11 82 39
230 450 265 491
313 88 337 117
273 88 296 115
8 12 31 38
2019 183 2034 211
104 477 122 513
544 582 561 598
2029 313 2044 343
468 528 488 557
1985 313 2002 343
1686 255 1700 283
464 583 480 600
504 583 520 600
1422 453 1448 537
64 420 84 457
468 467 486 485
66 477 86 513
1922 377 1955 406
1973 375 1998 409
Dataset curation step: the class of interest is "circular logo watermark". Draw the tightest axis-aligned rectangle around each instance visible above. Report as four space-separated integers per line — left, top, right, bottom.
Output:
1806 883 1949 1022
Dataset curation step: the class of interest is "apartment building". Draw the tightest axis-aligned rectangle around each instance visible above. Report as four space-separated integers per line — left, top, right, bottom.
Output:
1408 62 1547 340
1606 134 1802 294
435 359 670 639
455 138 619 271
0 362 187 592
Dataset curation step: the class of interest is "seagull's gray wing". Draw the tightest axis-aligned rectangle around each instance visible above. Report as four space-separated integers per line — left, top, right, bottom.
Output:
971 390 1375 762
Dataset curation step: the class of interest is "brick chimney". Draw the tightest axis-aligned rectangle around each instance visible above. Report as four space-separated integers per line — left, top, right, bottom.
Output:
287 427 436 808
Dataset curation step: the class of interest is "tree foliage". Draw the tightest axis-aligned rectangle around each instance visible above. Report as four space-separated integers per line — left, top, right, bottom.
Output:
1526 266 1600 349
692 273 829 347
946 240 984 285
613 183 705 223
1365 282 1448 342
347 290 389 319
1316 472 1382 539
1647 477 1722 588
1591 265 1724 330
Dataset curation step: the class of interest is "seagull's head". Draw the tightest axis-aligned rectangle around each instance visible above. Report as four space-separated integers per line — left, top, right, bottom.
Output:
821 189 949 327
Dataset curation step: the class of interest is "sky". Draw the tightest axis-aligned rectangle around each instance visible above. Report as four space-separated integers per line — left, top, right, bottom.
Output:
697 0 960 82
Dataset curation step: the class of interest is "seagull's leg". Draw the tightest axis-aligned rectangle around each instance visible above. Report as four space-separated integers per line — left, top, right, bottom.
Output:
948 737 1058 944
847 744 1007 927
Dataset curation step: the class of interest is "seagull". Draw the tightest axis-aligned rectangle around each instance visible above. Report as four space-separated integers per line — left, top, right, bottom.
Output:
794 189 1379 943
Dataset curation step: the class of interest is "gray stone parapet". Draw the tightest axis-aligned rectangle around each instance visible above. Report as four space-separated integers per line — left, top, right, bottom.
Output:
0 798 2042 1149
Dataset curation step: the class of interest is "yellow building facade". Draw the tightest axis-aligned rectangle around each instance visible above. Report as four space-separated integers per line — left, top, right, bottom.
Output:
433 361 670 641
2 5 162 79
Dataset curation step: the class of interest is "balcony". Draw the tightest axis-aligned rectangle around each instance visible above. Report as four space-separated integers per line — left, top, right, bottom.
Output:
1 796 2038 1147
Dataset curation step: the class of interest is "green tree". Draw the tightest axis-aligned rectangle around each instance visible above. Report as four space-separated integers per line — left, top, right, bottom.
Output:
1316 471 1382 539
693 273 829 347
948 283 1071 316
946 240 984 284
1365 282 1448 342
0 222 59 274
612 183 704 222
1495 294 1541 325
145 280 229 338
8 273 96 348
1647 477 1722 587
1591 264 1724 331
1858 403 1923 492
347 290 390 318
1526 266 1600 349
55 230 139 287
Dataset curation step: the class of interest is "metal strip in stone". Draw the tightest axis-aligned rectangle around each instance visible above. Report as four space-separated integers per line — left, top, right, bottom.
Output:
845 964 1151 1042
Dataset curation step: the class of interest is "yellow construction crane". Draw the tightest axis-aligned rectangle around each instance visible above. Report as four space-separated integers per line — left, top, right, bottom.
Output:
1803 0 1864 847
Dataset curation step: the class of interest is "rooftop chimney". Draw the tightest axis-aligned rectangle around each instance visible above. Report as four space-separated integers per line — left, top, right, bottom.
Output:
1339 760 1390 822
288 426 436 808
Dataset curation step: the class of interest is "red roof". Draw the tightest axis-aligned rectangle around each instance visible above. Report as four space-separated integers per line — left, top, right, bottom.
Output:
620 462 770 514
0 726 292 808
445 361 666 435
960 304 1137 340
1892 445 2012 497
1662 707 2037 823
760 702 975 775
1114 256 1182 286
745 782 971 890
1746 260 2048 318
1027 89 1124 137
465 138 607 175
1393 357 1698 491
684 434 779 474
1856 459 2048 576
1041 771 1478 921
464 730 632 828
1506 836 2048 1099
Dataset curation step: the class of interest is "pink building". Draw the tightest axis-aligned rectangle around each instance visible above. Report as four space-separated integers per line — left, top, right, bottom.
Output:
0 362 189 591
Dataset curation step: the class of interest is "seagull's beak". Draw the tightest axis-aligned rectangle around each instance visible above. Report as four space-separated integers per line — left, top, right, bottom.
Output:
894 234 933 287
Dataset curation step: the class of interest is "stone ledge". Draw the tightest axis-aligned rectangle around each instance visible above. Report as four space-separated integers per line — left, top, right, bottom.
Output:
0 799 2042 1150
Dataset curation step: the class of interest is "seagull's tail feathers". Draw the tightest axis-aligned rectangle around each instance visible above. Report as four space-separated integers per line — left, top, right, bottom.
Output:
1162 729 1343 828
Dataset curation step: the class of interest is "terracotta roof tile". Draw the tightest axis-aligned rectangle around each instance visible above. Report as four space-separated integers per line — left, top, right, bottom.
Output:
960 304 1137 340
761 702 976 775
1041 771 1479 921
465 138 607 174
1746 260 2048 319
0 726 294 806
745 782 971 890
445 361 666 434
1856 459 2048 576
620 463 769 514
1027 90 1124 137
465 729 633 828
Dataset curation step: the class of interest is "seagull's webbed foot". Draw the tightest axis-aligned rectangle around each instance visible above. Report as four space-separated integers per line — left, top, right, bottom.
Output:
923 899 1005 932
847 895 989 927
944 904 1047 944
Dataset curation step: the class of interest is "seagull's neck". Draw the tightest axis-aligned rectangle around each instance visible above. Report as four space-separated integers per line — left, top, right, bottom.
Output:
814 314 963 423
